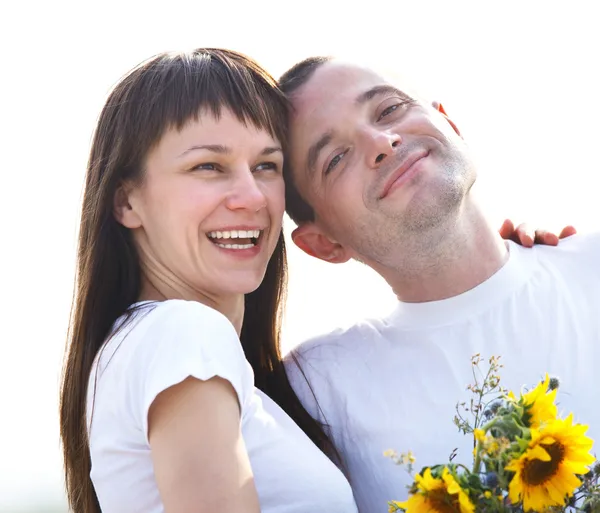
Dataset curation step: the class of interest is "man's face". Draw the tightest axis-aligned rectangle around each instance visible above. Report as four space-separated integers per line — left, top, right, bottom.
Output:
288 61 477 267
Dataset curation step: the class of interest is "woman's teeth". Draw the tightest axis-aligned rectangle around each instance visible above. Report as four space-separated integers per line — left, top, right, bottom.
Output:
215 243 255 249
207 229 262 249
208 229 261 239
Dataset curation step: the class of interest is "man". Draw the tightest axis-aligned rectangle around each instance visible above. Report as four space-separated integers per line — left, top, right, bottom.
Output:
279 57 600 512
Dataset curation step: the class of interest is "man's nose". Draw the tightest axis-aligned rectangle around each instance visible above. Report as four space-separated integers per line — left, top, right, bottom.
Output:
359 126 402 169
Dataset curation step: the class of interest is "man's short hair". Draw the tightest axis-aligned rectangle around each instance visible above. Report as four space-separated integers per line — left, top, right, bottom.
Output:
279 56 332 225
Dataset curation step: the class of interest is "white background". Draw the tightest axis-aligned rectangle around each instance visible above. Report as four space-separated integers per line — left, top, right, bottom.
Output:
1 1 599 510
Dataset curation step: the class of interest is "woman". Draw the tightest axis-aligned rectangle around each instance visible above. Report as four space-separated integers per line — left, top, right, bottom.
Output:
59 48 357 513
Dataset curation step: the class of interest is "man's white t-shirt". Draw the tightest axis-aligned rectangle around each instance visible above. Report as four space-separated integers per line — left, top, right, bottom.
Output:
87 299 357 513
285 234 600 513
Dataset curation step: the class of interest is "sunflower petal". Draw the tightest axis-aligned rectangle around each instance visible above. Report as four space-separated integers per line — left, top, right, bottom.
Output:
528 444 552 461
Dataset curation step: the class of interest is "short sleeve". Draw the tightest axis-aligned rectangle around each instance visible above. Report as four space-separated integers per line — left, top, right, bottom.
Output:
124 300 254 443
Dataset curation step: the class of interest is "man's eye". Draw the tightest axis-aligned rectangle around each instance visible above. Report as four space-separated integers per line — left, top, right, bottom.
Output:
378 100 412 121
380 105 399 119
325 151 346 175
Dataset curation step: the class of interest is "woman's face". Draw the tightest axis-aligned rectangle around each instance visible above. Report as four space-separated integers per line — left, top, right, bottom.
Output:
117 108 285 298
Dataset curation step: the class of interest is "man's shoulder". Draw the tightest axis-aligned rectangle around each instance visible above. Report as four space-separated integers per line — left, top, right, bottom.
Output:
554 231 600 252
284 314 392 370
283 316 392 416
532 231 600 267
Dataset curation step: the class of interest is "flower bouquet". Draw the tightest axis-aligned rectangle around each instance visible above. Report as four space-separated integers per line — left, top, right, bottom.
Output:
387 355 600 513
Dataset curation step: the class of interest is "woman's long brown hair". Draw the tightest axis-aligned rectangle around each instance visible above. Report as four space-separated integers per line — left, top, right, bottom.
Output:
60 48 338 513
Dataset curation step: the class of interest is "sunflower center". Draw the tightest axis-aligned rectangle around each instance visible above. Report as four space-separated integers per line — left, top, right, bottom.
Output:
426 489 460 513
522 442 565 485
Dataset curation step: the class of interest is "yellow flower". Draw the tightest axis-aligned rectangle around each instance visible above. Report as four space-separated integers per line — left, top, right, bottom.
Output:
506 415 595 512
389 501 403 512
486 440 500 456
474 429 486 443
397 467 474 513
384 449 416 467
521 374 558 428
483 491 492 499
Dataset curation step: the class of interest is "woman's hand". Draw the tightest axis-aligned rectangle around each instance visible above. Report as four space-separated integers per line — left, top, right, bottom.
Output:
499 219 577 247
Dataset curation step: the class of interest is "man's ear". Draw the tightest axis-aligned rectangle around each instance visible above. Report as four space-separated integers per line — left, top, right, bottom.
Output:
113 182 142 229
291 223 352 263
431 101 461 136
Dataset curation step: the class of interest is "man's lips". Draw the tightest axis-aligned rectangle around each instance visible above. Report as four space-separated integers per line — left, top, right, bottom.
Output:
379 149 430 199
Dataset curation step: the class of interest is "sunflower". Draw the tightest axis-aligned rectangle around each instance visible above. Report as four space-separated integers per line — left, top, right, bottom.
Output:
506 414 595 512
395 467 474 513
521 374 558 428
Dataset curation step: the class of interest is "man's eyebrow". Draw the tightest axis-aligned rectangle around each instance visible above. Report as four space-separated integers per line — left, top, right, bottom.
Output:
306 132 333 176
355 85 413 105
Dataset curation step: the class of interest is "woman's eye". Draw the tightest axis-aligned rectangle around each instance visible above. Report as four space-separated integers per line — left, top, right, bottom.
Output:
254 162 279 172
191 163 218 171
325 151 345 175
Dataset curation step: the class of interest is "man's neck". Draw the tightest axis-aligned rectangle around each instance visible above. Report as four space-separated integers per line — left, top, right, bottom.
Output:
375 200 509 303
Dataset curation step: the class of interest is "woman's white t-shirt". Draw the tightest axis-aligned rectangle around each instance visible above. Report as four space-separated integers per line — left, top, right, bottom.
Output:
86 299 357 513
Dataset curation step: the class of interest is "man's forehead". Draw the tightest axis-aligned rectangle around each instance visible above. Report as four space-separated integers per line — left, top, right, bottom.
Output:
295 61 388 108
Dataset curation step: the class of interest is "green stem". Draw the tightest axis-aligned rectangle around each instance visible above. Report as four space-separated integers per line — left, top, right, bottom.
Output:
456 463 472 474
472 418 502 474
473 447 482 475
